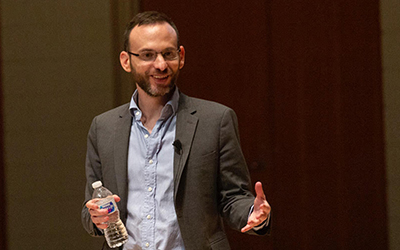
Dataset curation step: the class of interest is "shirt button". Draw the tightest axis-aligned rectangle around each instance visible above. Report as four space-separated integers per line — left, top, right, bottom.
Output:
145 242 150 247
144 134 149 138
149 159 153 164
147 215 151 219
148 187 153 192
135 111 140 116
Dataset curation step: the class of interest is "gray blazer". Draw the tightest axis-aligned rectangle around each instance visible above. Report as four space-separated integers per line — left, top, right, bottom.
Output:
81 92 270 250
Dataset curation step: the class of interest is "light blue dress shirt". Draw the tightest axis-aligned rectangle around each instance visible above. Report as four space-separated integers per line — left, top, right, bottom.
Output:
123 88 185 250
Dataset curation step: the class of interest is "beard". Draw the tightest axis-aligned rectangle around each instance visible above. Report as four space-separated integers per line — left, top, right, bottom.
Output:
130 65 180 98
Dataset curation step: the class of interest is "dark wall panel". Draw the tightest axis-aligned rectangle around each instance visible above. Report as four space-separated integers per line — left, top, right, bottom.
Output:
0 1 7 249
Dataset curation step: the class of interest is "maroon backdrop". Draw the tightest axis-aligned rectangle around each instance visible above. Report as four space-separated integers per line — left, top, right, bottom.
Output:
140 0 387 249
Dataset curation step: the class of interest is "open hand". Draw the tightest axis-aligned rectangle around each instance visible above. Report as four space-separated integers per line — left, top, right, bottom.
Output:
241 182 271 233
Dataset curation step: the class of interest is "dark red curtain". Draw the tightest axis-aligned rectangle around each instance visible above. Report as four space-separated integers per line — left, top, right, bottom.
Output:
139 1 387 249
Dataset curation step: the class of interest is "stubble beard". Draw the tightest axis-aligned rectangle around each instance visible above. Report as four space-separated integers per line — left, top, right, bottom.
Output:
131 67 179 98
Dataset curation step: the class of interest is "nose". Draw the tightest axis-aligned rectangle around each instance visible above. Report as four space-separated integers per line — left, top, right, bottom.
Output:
153 53 168 71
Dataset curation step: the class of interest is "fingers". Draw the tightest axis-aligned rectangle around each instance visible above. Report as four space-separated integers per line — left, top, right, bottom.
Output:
113 195 121 203
91 212 110 229
241 215 267 232
241 224 253 233
241 218 258 233
85 199 111 229
85 199 99 210
241 211 269 233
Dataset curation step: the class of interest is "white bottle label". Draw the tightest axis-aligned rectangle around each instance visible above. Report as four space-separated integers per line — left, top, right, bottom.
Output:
97 197 116 214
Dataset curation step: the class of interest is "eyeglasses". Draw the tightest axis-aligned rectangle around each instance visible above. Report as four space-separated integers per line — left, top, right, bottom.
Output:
127 48 181 62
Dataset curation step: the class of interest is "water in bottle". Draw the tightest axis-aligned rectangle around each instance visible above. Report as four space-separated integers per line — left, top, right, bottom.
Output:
92 181 128 248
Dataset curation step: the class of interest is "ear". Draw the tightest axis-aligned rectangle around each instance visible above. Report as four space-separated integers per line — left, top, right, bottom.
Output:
120 51 131 72
178 46 185 69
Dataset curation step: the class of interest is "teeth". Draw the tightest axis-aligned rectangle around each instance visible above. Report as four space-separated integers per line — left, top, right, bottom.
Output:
154 75 167 79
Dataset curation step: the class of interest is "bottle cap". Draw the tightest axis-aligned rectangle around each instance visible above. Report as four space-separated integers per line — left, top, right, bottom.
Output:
92 181 103 189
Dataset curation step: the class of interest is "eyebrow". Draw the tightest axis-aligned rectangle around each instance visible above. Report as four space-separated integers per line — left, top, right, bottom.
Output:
138 47 177 52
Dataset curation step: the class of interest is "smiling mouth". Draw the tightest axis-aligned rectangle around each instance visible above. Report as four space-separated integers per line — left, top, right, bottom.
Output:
153 75 169 79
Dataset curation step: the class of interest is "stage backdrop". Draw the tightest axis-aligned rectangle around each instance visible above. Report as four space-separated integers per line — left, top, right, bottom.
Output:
138 1 388 249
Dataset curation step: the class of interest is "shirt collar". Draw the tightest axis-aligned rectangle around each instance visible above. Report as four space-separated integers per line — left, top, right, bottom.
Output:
129 87 180 121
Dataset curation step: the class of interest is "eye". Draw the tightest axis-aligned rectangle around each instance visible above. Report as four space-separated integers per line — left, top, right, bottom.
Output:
144 52 155 58
140 51 156 60
163 50 177 60
163 51 173 57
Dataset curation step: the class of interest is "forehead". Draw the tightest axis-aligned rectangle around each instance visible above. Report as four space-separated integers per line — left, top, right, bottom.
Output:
129 22 178 50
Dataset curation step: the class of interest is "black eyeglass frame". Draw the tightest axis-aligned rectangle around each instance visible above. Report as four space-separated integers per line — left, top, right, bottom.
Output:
127 48 181 62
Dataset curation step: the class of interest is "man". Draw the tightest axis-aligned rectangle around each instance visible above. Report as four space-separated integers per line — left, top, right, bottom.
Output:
82 11 271 250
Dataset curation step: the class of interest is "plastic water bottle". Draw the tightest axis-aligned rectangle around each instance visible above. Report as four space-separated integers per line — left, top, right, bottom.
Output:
92 181 128 248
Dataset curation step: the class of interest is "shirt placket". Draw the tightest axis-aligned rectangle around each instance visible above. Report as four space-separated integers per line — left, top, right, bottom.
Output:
142 122 165 249
142 126 156 249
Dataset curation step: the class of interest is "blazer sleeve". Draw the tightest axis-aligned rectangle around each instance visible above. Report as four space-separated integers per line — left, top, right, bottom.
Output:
81 117 104 237
218 108 271 235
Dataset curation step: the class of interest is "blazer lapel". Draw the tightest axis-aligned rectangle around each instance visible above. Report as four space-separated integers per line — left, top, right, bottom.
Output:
174 94 198 198
113 105 132 208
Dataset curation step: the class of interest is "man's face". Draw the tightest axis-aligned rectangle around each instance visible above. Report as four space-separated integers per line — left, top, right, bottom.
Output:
123 22 185 97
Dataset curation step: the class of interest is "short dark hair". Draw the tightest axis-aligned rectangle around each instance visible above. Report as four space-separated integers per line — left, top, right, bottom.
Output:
123 11 180 51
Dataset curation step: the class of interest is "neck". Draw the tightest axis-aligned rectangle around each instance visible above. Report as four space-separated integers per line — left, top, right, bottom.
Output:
136 87 174 132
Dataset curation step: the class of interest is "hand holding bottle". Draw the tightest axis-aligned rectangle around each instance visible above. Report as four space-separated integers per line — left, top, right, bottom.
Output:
87 181 128 248
86 194 121 230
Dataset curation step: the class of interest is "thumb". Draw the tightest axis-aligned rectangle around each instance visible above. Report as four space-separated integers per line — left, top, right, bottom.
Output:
255 181 266 200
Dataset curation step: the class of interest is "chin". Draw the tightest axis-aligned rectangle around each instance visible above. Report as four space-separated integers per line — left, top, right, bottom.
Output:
148 84 175 97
